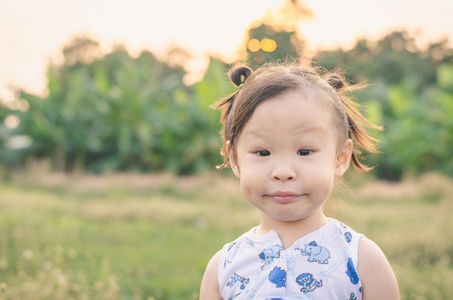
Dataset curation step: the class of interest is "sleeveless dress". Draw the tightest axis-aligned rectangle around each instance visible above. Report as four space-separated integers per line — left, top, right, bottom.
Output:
218 218 363 300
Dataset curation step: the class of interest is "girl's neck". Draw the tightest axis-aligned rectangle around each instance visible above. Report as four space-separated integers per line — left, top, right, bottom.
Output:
255 211 329 249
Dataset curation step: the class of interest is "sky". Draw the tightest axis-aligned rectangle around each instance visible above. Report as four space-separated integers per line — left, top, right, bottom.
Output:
1 0 452 101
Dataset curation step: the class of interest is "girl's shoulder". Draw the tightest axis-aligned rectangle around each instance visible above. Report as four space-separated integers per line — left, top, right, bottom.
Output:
329 218 400 298
200 250 222 300
357 237 400 298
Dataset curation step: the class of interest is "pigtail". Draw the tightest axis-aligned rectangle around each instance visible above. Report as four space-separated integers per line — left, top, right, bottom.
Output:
212 66 252 168
326 74 383 171
213 66 252 116
230 66 252 87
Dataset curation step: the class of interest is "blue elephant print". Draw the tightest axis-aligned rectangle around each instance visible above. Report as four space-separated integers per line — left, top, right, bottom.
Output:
345 257 359 284
259 245 283 268
227 273 250 290
268 266 287 288
296 241 330 264
296 272 323 294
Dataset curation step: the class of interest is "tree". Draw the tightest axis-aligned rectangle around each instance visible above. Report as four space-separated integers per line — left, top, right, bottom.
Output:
240 0 312 67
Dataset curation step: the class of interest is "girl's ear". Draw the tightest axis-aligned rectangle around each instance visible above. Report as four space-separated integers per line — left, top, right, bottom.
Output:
227 141 241 178
335 139 353 177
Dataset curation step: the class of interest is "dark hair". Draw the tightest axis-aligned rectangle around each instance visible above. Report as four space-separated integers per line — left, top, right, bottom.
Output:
213 62 382 171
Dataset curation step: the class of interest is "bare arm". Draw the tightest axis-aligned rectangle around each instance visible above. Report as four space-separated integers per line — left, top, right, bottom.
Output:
200 250 222 300
358 238 400 300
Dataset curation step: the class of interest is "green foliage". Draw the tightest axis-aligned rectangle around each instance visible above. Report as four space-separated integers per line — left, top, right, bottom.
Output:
362 66 453 179
0 38 232 174
315 31 452 88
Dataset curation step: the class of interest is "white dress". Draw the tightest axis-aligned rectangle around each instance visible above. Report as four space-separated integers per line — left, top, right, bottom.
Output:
218 219 364 300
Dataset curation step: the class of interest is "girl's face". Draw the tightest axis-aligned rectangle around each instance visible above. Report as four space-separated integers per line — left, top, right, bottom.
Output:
229 90 352 227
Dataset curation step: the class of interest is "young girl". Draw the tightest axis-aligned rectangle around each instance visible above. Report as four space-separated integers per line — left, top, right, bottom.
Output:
200 63 399 299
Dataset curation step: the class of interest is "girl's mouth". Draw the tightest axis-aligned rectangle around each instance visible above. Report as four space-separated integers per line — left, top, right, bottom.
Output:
266 191 303 204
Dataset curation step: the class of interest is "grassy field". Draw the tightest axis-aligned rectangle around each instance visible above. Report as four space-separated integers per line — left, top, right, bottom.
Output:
0 168 452 299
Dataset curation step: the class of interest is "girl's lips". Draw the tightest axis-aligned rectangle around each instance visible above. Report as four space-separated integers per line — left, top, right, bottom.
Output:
267 192 303 204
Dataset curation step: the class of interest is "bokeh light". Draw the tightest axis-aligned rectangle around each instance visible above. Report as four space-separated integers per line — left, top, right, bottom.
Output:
260 38 277 52
4 115 20 129
248 38 277 53
247 39 261 52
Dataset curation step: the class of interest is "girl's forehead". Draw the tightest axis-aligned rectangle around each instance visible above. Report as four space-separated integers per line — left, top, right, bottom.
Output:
244 91 333 131
254 88 331 113
235 89 342 143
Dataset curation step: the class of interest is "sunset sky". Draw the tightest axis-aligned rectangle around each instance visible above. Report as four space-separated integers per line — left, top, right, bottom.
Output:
1 0 452 101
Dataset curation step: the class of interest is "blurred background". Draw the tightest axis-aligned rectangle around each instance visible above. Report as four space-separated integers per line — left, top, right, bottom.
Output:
0 0 452 299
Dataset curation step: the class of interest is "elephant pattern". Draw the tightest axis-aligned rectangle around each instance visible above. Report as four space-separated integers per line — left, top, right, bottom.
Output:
259 245 284 268
296 241 331 264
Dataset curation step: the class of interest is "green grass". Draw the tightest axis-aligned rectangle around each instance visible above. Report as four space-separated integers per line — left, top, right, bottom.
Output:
0 169 452 299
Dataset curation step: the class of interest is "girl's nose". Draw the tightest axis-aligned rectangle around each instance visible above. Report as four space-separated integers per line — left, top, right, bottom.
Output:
271 160 296 182
273 173 295 182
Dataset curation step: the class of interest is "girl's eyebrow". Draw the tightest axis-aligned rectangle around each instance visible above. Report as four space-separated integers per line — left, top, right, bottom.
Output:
244 126 326 141
295 126 326 134
242 131 269 140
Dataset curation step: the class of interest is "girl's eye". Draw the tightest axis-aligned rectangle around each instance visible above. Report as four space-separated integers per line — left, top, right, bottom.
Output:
257 150 271 157
297 149 311 156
